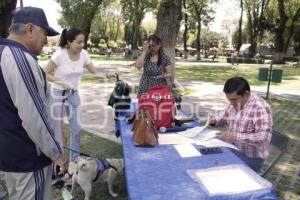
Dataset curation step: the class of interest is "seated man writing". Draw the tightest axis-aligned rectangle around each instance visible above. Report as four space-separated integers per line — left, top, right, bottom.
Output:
209 77 273 172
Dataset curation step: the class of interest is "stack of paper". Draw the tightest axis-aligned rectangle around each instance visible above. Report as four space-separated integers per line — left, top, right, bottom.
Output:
187 164 272 196
174 144 202 158
158 134 194 145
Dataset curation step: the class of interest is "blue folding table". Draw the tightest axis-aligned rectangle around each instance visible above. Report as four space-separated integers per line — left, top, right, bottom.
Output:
118 106 277 200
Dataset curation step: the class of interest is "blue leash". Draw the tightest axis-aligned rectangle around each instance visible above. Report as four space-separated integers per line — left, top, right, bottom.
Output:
63 147 91 157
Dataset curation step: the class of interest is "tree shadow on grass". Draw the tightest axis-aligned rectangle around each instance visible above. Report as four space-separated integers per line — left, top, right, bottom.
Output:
258 99 300 199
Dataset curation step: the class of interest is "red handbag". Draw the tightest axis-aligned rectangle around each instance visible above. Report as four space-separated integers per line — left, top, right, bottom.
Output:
138 85 176 129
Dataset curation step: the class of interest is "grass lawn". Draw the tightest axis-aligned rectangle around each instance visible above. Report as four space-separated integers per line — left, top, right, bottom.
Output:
79 59 300 92
175 64 300 91
265 99 300 200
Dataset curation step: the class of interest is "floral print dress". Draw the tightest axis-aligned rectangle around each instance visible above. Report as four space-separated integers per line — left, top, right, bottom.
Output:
137 52 171 97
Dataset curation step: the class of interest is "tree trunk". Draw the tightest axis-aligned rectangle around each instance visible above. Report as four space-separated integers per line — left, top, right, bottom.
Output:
273 0 287 64
0 0 17 38
81 10 99 48
196 20 201 60
257 0 268 42
237 0 243 52
284 7 300 52
131 21 138 49
131 0 143 53
131 17 143 58
183 0 188 59
244 0 268 57
155 0 182 81
114 20 120 42
246 5 256 57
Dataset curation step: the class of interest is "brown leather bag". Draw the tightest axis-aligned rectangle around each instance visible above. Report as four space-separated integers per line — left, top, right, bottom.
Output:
132 108 158 147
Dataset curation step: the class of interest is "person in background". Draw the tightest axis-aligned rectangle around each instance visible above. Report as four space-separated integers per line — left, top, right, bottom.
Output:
231 50 238 65
0 7 68 200
45 28 116 161
135 34 172 98
209 77 273 172
107 47 112 58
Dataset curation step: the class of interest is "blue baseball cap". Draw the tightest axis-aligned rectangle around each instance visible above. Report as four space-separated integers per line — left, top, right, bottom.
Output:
12 7 59 36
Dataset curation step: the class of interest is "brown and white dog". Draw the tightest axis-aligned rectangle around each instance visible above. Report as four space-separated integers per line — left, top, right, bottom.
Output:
64 157 124 200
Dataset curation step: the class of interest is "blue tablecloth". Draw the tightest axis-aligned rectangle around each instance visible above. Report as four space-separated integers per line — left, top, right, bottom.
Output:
118 107 277 200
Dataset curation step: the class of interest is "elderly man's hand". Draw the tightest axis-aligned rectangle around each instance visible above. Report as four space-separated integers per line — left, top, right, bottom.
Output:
55 154 68 175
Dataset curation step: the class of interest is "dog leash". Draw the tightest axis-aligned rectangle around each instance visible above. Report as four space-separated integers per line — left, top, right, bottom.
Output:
61 89 75 147
63 146 91 157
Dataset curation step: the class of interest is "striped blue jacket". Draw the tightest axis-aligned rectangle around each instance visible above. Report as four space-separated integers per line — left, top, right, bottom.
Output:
0 38 63 172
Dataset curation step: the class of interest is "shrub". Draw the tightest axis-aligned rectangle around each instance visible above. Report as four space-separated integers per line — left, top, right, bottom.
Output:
117 40 127 48
107 40 117 48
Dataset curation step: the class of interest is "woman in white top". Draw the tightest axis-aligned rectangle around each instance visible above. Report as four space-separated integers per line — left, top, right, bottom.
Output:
45 28 115 160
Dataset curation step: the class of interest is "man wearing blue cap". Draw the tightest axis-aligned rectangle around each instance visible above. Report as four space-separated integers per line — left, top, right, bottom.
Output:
0 7 68 200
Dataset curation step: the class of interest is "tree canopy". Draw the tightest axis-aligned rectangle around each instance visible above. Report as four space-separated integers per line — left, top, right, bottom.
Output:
56 0 105 45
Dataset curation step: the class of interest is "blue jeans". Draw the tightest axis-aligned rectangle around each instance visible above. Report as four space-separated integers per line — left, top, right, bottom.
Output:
52 89 81 161
230 149 264 172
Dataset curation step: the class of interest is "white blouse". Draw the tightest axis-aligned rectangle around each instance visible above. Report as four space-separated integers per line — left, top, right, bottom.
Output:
51 48 91 90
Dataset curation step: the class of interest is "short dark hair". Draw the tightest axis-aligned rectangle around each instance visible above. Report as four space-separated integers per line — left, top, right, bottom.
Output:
59 28 84 47
223 77 250 96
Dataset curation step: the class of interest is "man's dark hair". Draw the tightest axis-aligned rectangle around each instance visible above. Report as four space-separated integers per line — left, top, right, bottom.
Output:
223 77 250 96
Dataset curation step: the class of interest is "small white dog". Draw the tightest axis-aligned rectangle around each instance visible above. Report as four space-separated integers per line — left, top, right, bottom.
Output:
65 157 124 200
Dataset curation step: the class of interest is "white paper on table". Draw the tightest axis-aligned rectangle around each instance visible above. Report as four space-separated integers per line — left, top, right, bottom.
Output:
174 144 202 158
178 127 219 142
196 138 239 150
178 126 207 138
158 134 194 145
187 164 272 196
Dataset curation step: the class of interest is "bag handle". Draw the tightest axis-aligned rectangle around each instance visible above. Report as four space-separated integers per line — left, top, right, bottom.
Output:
141 108 158 138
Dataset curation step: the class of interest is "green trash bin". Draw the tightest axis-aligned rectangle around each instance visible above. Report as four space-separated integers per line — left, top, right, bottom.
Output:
258 68 269 81
272 69 283 83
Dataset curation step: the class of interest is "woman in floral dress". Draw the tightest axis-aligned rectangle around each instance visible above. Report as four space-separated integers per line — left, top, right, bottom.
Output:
135 34 172 97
